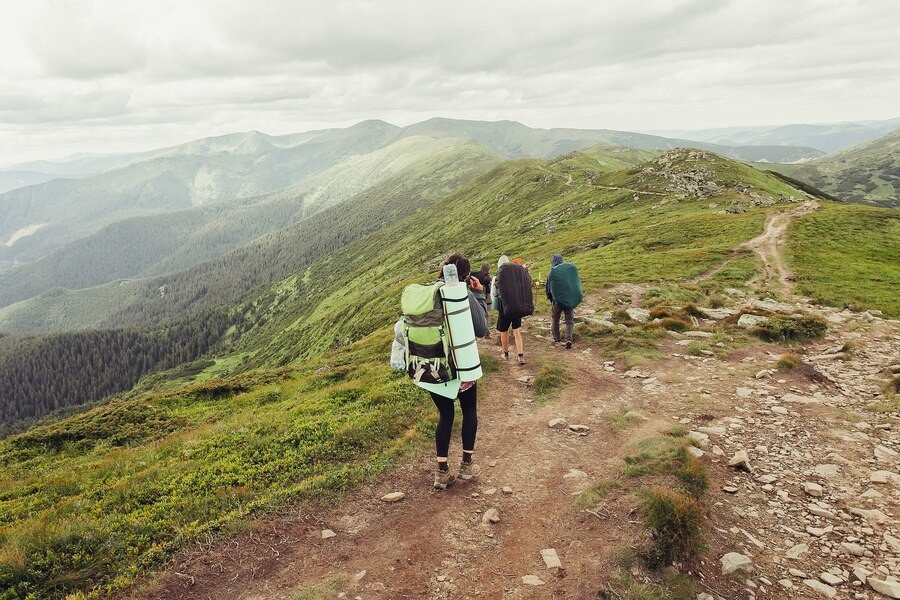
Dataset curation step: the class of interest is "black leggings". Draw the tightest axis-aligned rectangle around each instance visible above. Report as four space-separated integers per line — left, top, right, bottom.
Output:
430 383 478 458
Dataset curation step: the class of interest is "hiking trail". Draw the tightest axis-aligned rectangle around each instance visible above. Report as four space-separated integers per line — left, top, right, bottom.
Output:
129 202 899 600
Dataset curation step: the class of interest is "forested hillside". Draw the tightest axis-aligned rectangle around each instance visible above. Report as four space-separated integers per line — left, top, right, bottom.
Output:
0 141 499 423
0 136 483 310
763 128 900 207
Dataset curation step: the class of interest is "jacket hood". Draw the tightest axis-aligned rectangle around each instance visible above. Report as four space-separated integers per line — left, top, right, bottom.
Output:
551 254 564 267
497 255 510 268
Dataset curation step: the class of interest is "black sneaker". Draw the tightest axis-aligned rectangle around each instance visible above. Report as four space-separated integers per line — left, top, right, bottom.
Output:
502 351 509 361
518 354 526 365
565 341 573 349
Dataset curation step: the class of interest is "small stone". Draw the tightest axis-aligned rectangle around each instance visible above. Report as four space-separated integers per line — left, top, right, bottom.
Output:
884 532 900 553
563 469 588 480
501 486 513 494
875 445 898 461
736 387 753 398
540 548 562 569
860 488 883 498
489 460 497 467
804 579 837 598
849 507 887 524
778 579 794 589
568 424 590 433
840 542 866 557
804 482 824 497
870 470 898 484
790 568 808 577
820 572 843 585
815 464 840 478
484 488 497 496
868 577 900 599
436 574 447 582
771 406 789 415
522 575 545 586
548 418 568 429
738 314 769 328
723 486 739 493
721 552 753 575
689 431 710 446
380 492 405 503
626 307 650 323
688 446 705 458
806 525 833 537
785 543 808 559
729 450 752 472
712 445 724 456
684 330 716 338
482 508 500 524
321 529 337 539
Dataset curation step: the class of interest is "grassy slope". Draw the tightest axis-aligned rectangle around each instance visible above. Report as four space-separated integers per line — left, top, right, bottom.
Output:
0 332 429 599
787 201 900 316
3 150 888 598
233 149 797 369
763 128 900 207
0 140 501 334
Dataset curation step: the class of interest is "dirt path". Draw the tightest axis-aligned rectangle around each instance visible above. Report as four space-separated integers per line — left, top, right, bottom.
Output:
132 325 669 599
741 200 818 295
687 200 819 289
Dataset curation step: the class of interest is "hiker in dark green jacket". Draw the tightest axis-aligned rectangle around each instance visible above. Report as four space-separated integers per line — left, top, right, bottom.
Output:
545 254 583 349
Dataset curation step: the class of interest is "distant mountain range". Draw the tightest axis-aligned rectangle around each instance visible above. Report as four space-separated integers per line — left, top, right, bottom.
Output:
761 128 900 207
0 118 826 267
649 117 900 154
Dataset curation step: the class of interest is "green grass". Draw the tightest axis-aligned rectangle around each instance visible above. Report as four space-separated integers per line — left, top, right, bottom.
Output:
788 202 900 316
610 409 646 431
575 479 621 509
621 434 707 498
640 485 705 569
533 362 570 403
0 331 432 599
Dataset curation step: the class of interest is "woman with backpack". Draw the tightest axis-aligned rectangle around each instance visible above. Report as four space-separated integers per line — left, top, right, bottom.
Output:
397 254 488 490
491 255 531 365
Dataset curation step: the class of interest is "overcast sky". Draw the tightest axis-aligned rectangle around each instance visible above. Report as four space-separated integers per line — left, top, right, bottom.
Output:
1 0 898 165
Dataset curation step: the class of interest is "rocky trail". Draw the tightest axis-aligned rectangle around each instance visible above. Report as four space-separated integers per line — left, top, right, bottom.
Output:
131 208 899 600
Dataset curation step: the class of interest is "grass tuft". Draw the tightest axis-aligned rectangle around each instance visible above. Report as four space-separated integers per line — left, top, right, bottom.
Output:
776 353 801 370
686 342 704 357
639 487 704 569
533 362 570 403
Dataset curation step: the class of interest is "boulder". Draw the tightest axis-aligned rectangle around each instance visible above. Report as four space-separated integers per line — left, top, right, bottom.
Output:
728 450 752 472
868 578 900 598
626 307 650 323
482 508 500 524
738 314 769 328
720 552 753 575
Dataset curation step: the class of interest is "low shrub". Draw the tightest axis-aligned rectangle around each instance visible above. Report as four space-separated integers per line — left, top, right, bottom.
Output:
655 317 690 332
776 353 801 370
677 454 708 497
707 295 725 309
751 314 827 342
686 342 703 356
640 486 704 569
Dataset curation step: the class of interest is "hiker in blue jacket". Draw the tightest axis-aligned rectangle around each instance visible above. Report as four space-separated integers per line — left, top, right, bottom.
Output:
545 254 583 349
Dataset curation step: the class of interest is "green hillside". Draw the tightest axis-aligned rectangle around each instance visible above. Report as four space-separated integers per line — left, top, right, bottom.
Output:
2 148 899 599
0 136 486 312
763 128 900 207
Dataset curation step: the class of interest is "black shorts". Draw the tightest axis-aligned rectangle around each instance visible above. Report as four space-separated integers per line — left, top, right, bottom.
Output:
496 312 522 332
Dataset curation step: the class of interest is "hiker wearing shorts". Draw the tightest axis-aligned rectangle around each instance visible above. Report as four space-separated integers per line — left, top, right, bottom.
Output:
491 255 527 365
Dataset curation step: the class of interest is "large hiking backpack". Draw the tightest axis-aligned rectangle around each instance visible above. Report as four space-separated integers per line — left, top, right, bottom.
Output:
400 282 453 384
496 263 534 320
549 262 583 309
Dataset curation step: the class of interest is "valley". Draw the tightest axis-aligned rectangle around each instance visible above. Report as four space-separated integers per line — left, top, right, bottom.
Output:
0 124 897 600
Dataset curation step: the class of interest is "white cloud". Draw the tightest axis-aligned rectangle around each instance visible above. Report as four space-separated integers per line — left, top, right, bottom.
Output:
0 0 898 164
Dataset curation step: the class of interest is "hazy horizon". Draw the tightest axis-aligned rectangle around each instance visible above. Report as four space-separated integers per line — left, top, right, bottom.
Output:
2 0 899 164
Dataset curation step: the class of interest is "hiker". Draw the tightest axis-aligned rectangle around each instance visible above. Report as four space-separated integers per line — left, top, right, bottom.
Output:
545 254 583 349
491 255 533 364
475 263 492 310
397 254 488 490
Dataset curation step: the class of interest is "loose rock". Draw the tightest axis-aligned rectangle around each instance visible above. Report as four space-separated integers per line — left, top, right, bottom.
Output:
380 492 405 503
720 552 753 575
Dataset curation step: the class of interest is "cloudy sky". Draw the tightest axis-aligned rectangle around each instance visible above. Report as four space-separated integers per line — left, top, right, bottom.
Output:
1 0 898 164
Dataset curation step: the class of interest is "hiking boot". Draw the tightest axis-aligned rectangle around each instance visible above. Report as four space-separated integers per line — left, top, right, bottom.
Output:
502 351 509 361
518 354 526 365
434 468 456 490
457 461 481 481
565 341 573 349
